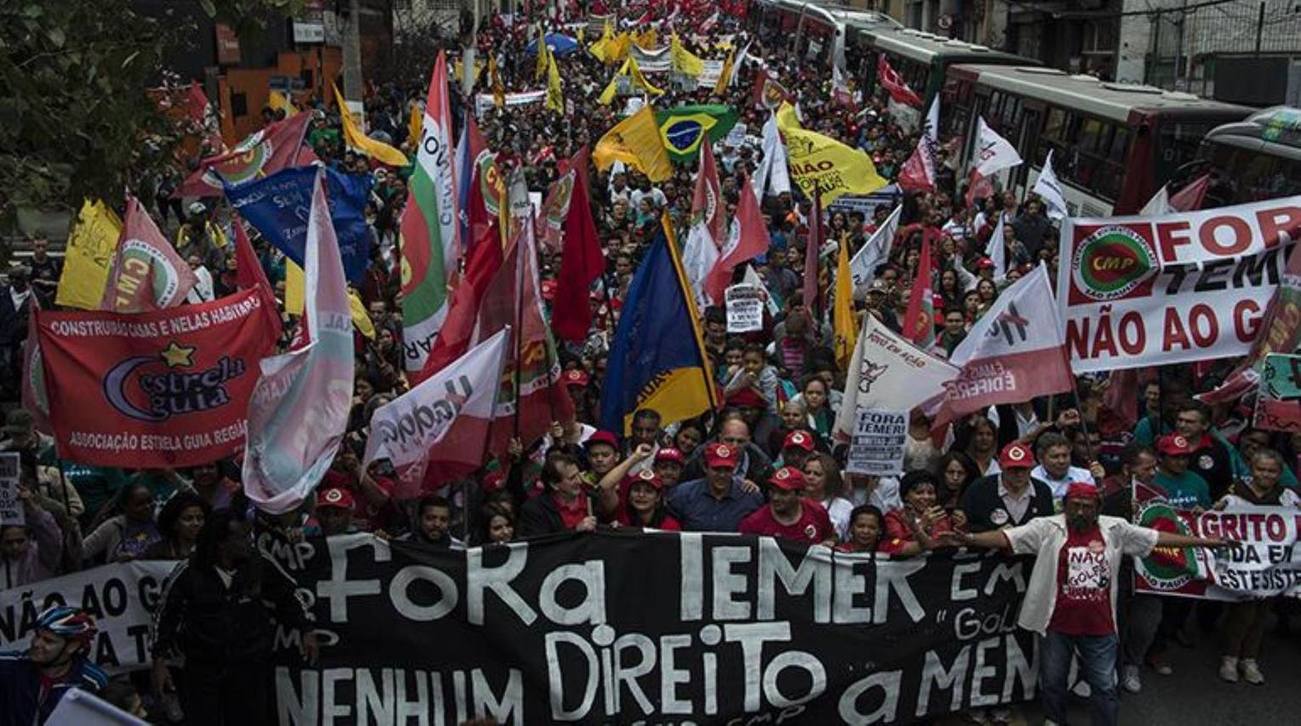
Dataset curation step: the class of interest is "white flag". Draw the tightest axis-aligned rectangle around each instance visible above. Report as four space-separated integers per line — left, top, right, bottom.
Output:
753 113 791 200
850 205 902 294
1141 185 1174 215
972 117 1023 177
742 264 781 316
986 213 1007 281
833 313 960 443
1032 150 1069 220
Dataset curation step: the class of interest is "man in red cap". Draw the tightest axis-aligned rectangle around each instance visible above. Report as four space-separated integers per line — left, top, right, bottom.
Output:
1154 433 1212 512
666 442 763 532
779 430 816 471
653 447 685 489
314 488 357 536
739 467 835 545
959 442 1055 532
585 431 621 479
942 482 1234 726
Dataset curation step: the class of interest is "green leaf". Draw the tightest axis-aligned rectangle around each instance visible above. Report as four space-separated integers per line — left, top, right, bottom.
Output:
120 50 140 69
198 0 216 18
46 27 65 48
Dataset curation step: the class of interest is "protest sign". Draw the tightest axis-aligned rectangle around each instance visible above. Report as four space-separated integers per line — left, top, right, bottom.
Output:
474 90 546 115
0 560 177 673
35 289 279 467
724 283 764 332
828 184 902 219
1254 353 1301 432
1059 197 1301 373
846 409 908 475
0 453 21 527
1134 485 1301 600
270 533 1035 724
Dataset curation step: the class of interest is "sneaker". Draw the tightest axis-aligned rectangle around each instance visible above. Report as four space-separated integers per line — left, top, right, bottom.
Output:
1072 679 1092 698
1146 654 1174 676
1122 665 1142 693
1240 659 1265 685
1219 656 1239 683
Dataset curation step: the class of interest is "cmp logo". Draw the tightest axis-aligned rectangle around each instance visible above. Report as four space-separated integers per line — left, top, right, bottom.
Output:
1072 225 1157 302
1134 498 1201 591
103 342 246 422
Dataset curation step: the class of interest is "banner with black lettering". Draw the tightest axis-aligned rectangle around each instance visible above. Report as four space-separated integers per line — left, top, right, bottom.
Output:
0 560 176 673
272 532 1036 725
1058 196 1301 372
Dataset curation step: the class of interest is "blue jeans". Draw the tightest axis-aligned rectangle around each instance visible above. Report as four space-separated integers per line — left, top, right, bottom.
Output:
1039 631 1118 726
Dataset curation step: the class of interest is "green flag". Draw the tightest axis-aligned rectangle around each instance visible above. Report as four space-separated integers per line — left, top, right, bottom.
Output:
655 105 738 164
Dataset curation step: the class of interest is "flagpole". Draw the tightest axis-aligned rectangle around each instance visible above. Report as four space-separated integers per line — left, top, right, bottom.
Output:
512 227 525 442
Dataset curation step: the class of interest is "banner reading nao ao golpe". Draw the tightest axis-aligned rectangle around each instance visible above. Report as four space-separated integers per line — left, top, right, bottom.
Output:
271 532 1037 725
35 289 279 467
1059 197 1301 373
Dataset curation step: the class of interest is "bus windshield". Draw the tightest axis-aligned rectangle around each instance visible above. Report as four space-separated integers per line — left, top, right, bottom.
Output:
1199 140 1301 204
1155 121 1215 184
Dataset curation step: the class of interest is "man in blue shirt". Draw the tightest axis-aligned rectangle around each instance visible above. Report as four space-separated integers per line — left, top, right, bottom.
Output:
668 442 764 532
0 606 106 726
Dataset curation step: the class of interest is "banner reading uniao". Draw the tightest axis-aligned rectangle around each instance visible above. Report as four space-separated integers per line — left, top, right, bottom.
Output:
1059 197 1301 373
272 533 1036 725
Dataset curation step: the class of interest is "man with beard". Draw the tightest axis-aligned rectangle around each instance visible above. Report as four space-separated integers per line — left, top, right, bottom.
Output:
940 484 1231 726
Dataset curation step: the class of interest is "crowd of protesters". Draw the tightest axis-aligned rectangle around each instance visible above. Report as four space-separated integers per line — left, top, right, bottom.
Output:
1 4 1298 726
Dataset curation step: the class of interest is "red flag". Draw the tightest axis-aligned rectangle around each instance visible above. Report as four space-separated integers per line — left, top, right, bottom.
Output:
902 235 936 348
413 223 505 384
36 289 279 467
233 220 283 339
552 147 605 342
802 188 822 316
752 72 793 111
705 177 771 305
964 168 997 208
100 196 198 313
877 55 922 108
175 113 313 198
1170 173 1211 212
20 300 52 435
185 82 211 125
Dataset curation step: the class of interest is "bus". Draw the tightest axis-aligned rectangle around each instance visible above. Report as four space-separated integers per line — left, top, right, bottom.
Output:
850 26 1033 108
1192 107 1301 207
752 0 900 68
945 64 1253 216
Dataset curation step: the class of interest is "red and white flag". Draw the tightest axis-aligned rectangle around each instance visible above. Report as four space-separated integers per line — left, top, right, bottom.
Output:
175 113 313 198
964 117 1023 206
877 55 923 108
898 96 940 193
936 264 1073 421
413 223 504 385
100 196 198 313
705 177 770 305
902 234 936 348
683 142 723 306
1142 173 1212 215
364 329 509 498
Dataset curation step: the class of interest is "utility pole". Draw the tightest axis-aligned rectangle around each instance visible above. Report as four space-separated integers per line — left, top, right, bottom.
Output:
342 0 365 112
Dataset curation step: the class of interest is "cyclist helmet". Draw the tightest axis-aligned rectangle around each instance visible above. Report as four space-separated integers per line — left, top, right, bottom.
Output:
34 606 98 645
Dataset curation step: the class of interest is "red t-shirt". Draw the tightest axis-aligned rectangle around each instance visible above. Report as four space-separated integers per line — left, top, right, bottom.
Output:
1048 526 1115 636
554 491 591 531
739 500 834 543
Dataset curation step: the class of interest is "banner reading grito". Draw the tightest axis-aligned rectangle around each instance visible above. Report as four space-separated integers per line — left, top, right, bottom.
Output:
1059 197 1301 373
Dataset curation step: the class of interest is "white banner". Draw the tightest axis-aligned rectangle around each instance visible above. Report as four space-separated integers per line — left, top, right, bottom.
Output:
0 561 178 673
0 453 21 527
474 90 547 116
724 283 764 332
846 409 908 476
1198 505 1301 598
1059 197 1301 372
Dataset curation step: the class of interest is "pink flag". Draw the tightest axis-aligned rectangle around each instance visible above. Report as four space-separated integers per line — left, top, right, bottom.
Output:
242 170 356 514
877 55 922 108
705 177 771 305
175 113 313 198
898 97 940 193
1169 173 1212 212
100 196 198 313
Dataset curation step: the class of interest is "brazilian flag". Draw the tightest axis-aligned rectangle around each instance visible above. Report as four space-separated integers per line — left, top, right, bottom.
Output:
655 104 739 164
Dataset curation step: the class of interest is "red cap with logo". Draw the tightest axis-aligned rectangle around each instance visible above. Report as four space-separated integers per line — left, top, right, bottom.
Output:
563 369 590 387
654 447 684 464
769 466 807 491
316 487 356 511
999 442 1033 469
704 442 739 470
587 431 619 450
626 468 665 490
783 430 815 452
1157 434 1195 456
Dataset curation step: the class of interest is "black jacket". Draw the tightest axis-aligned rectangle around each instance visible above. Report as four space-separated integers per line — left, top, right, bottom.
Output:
151 555 312 665
518 493 566 539
960 474 1056 532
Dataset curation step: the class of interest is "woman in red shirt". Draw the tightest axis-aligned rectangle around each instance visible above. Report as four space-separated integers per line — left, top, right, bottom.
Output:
618 470 681 531
880 471 955 556
836 505 884 553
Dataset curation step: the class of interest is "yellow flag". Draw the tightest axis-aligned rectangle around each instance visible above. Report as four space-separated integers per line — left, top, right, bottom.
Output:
713 49 736 95
408 103 422 145
607 32 631 63
285 260 375 338
776 103 887 203
268 90 297 117
670 32 704 77
331 83 410 167
834 234 858 370
594 105 672 182
589 21 613 62
489 55 505 109
634 28 659 49
535 34 550 81
546 54 564 113
628 56 664 96
56 199 122 310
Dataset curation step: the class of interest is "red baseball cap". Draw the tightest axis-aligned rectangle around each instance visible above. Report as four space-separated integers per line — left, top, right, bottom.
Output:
587 431 619 450
704 442 739 470
563 369 590 387
999 442 1033 469
541 279 558 301
626 468 664 490
769 466 806 491
1157 434 1195 456
976 257 995 270
1064 482 1100 502
654 447 684 464
783 430 815 452
316 487 355 510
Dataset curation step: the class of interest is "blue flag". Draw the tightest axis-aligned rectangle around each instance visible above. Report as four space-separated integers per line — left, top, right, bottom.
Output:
225 166 373 282
600 218 717 434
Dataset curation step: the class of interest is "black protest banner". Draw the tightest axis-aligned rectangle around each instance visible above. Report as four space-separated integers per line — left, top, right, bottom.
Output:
274 532 1036 725
0 560 177 673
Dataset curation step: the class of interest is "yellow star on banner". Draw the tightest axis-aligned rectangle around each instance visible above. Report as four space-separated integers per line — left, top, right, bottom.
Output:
159 342 196 368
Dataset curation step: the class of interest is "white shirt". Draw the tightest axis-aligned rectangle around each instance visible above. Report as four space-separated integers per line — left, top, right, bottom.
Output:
9 286 31 311
187 266 215 304
1031 464 1095 501
997 478 1034 523
820 496 855 541
847 476 902 514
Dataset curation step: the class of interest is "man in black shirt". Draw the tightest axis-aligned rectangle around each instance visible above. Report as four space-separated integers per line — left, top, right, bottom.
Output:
960 442 1055 532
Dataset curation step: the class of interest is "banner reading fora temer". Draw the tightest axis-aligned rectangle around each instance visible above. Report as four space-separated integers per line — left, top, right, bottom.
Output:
35 289 278 467
1059 196 1301 373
